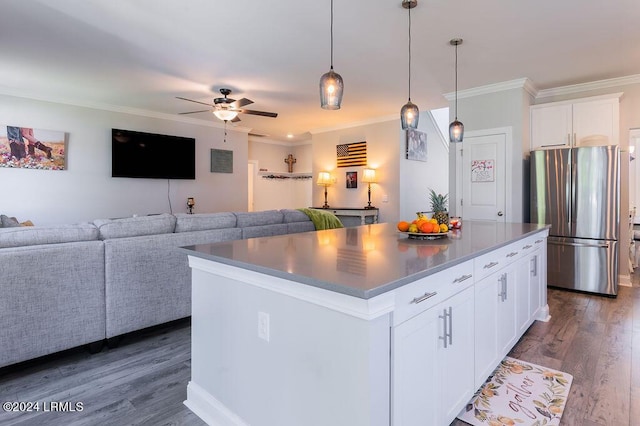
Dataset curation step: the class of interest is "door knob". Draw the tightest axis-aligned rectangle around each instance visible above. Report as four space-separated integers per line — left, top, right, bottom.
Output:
497 211 504 217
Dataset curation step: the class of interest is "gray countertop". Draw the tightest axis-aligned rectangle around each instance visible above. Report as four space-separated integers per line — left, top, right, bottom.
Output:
182 221 549 299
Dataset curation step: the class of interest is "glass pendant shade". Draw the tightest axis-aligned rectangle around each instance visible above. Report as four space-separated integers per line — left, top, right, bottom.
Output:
449 119 464 142
319 68 344 110
401 100 419 130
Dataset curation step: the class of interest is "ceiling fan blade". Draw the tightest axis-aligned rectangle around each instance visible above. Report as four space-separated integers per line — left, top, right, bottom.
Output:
176 96 214 107
231 116 242 123
239 109 278 118
231 98 253 108
179 109 211 115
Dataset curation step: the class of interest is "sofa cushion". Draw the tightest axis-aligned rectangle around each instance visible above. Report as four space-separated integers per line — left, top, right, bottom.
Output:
174 212 237 233
0 223 99 248
93 213 176 239
235 210 284 227
0 215 21 228
281 209 312 223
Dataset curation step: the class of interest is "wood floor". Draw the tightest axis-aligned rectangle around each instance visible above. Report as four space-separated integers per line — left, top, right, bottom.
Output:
1 278 638 426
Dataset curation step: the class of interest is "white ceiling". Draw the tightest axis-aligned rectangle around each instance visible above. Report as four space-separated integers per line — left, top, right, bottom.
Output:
2 0 639 142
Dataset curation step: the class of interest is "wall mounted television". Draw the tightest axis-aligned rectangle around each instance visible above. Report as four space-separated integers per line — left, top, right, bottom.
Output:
112 128 196 179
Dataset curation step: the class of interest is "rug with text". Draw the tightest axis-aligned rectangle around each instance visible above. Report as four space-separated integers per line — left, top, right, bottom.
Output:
457 356 573 426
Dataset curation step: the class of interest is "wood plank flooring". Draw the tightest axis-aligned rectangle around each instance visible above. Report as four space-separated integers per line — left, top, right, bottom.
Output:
1 279 638 426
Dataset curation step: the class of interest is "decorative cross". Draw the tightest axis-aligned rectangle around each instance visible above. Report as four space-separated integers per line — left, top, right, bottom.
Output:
284 154 297 173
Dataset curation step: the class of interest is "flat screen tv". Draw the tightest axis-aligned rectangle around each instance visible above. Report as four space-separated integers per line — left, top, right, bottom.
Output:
112 129 195 179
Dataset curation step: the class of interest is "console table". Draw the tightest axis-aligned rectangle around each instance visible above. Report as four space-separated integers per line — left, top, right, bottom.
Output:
310 207 379 225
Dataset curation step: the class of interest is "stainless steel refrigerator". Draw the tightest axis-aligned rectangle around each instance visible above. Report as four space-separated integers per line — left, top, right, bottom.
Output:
530 145 619 296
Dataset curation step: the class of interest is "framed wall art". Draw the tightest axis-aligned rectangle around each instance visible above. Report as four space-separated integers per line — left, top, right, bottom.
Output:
406 128 427 162
346 171 357 188
210 149 233 173
0 125 66 170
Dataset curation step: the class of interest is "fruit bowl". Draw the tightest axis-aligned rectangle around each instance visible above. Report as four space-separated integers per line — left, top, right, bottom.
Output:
399 231 449 240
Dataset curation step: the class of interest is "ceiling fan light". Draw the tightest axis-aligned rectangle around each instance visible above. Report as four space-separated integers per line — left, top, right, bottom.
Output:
401 100 419 130
213 109 239 122
320 69 344 110
449 119 464 142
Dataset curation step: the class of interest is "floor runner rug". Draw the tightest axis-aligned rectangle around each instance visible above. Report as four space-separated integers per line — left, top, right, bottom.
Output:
457 356 573 426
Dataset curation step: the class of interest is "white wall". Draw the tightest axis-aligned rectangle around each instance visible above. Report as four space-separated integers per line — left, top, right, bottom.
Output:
447 86 532 221
0 95 249 225
311 113 449 226
249 139 313 210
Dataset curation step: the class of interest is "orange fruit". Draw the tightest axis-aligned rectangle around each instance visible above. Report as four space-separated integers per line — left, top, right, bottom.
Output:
397 221 410 232
419 222 432 233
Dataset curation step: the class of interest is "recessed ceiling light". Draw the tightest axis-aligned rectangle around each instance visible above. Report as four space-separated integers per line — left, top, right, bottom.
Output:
287 133 294 138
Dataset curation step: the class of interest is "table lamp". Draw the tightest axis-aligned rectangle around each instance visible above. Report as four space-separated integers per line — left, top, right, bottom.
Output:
362 168 377 209
316 172 332 208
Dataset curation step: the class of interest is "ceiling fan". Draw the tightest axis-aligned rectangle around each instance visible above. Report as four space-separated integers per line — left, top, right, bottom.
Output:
176 88 278 122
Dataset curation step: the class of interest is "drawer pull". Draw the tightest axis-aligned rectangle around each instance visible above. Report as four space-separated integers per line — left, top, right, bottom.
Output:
535 239 543 244
522 244 532 250
411 291 437 304
483 261 499 269
506 251 519 258
452 274 472 284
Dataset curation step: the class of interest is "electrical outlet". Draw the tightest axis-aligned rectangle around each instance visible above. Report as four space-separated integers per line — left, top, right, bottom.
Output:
258 311 270 342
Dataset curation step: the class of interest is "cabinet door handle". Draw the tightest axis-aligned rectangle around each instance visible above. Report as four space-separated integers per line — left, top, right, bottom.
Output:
447 306 453 346
498 273 507 302
483 261 499 269
410 291 437 304
452 274 472 284
438 307 452 348
531 255 538 277
568 133 571 146
506 251 519 258
522 244 532 250
535 239 543 244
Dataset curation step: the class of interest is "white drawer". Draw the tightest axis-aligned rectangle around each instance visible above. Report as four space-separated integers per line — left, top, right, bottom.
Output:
473 245 509 281
393 260 474 325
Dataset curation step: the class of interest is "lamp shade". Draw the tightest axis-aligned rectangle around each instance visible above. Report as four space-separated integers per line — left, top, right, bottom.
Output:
401 100 419 130
319 69 344 110
213 108 239 122
316 171 332 186
362 168 377 183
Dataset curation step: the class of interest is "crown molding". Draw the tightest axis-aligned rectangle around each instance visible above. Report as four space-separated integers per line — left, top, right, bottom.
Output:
309 114 398 135
0 86 252 133
535 74 640 98
249 136 312 146
443 78 538 101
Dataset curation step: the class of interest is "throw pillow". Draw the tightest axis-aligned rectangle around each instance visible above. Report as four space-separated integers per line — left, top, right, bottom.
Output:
0 214 21 228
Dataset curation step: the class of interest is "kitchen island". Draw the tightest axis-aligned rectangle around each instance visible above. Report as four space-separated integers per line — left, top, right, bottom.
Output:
182 221 550 426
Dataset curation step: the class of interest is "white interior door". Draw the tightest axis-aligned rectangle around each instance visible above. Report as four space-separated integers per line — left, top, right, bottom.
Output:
459 131 507 222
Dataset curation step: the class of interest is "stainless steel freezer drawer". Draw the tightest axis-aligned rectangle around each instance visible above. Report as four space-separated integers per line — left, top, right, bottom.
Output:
547 236 618 296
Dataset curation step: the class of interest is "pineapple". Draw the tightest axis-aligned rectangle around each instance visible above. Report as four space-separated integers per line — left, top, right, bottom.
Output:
429 189 449 225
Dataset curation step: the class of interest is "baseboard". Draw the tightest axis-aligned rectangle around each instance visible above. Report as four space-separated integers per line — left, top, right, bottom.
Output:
184 381 249 426
619 274 632 287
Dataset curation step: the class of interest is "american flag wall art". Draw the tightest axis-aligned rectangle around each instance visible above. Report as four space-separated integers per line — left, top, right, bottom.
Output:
336 141 367 168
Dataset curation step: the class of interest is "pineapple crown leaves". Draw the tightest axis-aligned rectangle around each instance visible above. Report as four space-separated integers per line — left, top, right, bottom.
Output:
428 188 448 212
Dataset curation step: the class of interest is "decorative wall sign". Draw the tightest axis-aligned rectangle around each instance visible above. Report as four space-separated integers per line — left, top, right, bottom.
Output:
346 171 357 188
0 125 66 170
406 129 427 162
471 159 495 182
337 141 367 167
210 149 233 173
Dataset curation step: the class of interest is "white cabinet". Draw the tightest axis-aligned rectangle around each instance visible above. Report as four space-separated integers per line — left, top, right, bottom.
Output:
530 93 621 150
473 264 517 389
392 286 474 426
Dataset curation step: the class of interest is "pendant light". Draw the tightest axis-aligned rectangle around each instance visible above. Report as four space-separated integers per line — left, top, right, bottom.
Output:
449 38 464 142
319 0 344 110
400 0 419 130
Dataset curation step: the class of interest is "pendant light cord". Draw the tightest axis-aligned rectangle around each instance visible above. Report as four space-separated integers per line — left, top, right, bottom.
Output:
454 42 458 120
408 4 412 101
330 0 334 70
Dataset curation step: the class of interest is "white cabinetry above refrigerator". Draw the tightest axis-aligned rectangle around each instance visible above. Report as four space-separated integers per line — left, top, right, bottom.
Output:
530 93 621 150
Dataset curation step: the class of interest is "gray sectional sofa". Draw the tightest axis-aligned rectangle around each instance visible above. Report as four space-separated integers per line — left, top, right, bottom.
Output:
0 209 315 368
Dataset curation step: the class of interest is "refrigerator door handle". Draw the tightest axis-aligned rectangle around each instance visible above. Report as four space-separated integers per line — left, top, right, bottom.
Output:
565 159 572 228
547 240 610 249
